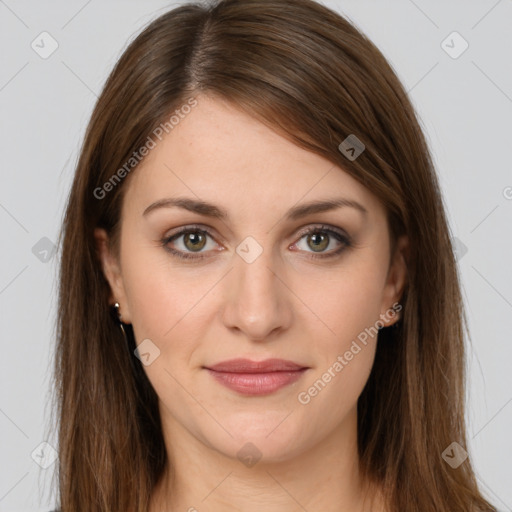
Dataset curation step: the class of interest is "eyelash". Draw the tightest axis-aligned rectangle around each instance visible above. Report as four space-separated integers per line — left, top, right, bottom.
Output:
160 224 351 261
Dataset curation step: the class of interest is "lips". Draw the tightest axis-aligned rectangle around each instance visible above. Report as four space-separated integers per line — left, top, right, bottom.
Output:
204 358 309 395
206 358 307 373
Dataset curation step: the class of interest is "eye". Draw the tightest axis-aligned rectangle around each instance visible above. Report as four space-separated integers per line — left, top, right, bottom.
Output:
161 225 219 260
161 224 351 261
291 225 351 259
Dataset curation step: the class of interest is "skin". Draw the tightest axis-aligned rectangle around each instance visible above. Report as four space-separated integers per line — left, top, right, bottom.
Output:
95 93 408 512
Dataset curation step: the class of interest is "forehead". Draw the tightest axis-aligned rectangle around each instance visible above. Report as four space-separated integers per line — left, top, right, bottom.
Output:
122 94 384 222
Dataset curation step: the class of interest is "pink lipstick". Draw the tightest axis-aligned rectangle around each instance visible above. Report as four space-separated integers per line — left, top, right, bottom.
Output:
204 358 308 396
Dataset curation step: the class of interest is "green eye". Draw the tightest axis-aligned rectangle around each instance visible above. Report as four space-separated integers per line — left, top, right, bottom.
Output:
162 224 351 261
293 225 351 259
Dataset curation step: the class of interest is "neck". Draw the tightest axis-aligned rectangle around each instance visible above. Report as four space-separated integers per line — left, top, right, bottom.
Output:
149 404 385 512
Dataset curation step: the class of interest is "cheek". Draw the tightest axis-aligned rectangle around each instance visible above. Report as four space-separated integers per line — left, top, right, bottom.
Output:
120 242 220 358
292 255 387 406
119 237 183 344
120 248 209 412
123 266 174 342
298 258 388 350
294 282 383 430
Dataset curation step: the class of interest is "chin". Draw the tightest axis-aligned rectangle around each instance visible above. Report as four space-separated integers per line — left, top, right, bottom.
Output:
201 412 313 465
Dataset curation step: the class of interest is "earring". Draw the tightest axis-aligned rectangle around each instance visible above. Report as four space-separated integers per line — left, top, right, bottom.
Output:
111 303 141 376
113 302 127 340
114 302 122 320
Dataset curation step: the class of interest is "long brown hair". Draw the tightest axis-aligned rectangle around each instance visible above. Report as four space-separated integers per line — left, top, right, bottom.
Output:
49 0 496 510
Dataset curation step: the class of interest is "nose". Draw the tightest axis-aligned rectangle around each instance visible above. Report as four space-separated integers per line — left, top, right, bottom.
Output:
219 242 293 342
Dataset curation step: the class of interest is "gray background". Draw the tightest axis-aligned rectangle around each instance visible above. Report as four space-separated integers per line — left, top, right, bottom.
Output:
1 0 511 510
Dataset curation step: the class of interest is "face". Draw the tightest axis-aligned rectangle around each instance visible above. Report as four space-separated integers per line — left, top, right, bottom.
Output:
95 94 407 464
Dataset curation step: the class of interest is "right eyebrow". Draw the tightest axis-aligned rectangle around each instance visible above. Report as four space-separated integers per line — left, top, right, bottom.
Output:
142 196 368 220
143 197 228 219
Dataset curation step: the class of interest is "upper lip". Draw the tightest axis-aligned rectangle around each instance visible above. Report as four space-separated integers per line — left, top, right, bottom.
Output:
205 358 308 373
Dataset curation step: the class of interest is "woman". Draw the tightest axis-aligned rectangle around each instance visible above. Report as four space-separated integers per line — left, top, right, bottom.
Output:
49 0 497 510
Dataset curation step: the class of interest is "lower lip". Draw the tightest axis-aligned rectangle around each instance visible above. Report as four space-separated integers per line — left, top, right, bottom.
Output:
206 369 307 395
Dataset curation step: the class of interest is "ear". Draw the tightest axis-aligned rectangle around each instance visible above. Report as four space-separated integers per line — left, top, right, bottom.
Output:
94 227 132 324
379 234 408 327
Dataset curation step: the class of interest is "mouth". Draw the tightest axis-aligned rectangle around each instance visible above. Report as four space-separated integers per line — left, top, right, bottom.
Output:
203 358 309 396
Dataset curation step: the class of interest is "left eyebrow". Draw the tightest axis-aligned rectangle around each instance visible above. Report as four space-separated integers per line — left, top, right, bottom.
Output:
285 198 368 220
142 196 368 220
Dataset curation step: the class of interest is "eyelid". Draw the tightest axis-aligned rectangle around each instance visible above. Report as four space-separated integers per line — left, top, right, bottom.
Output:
164 222 349 242
162 222 351 260
163 223 224 245
161 224 222 261
293 223 349 241
289 224 351 259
